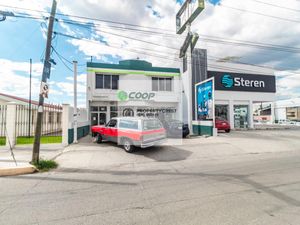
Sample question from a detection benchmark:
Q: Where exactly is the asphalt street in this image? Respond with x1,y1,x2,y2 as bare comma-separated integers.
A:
0,130,300,225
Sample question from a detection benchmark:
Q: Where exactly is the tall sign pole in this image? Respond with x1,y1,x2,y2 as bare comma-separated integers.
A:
32,0,57,164
176,0,204,134
73,61,78,144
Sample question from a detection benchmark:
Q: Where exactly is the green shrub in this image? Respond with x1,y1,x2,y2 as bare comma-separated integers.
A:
0,137,5,146
33,159,58,172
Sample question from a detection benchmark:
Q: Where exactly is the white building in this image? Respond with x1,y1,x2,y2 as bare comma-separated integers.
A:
86,60,182,126
181,48,276,131
275,98,300,122
0,93,62,137
207,62,276,129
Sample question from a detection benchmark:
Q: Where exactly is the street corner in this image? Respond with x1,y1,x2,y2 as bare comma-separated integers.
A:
0,164,37,177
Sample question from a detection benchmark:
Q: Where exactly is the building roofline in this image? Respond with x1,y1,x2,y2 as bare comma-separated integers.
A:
0,93,62,109
87,61,180,74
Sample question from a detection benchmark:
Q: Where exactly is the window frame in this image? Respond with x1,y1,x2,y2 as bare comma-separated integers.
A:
151,77,173,92
95,74,119,90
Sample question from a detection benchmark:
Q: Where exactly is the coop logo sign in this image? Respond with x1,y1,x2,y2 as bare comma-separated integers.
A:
117,90,155,101
221,74,265,89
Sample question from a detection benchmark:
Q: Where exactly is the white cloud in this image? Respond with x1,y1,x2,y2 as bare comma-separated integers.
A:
2,0,300,100
0,58,64,102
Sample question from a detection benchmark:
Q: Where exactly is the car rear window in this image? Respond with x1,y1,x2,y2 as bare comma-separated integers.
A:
143,119,163,131
119,120,139,130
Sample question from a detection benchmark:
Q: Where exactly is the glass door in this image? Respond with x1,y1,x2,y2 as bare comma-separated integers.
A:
91,113,98,126
234,105,248,128
99,113,107,125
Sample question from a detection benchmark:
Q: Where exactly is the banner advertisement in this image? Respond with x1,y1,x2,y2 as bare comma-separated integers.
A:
195,78,214,120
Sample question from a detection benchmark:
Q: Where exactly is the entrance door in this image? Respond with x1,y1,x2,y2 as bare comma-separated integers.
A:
91,113,98,126
234,105,248,128
99,113,107,125
215,105,229,120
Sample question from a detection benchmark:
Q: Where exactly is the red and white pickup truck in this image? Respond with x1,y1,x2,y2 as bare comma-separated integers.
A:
91,117,166,152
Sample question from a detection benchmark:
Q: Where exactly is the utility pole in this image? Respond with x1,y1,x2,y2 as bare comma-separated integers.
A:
73,61,78,144
28,58,32,137
32,0,57,164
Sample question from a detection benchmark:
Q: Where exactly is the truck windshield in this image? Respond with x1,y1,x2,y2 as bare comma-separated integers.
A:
143,119,163,131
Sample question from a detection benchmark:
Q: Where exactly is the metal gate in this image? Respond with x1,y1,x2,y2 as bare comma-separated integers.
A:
0,105,7,145
15,104,62,144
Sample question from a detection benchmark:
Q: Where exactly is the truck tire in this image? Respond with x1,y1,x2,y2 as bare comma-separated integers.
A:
122,138,135,153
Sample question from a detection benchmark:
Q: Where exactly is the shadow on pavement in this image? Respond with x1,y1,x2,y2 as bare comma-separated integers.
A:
133,146,192,162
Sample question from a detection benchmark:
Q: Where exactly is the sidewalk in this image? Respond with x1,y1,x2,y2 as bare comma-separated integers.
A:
0,144,64,176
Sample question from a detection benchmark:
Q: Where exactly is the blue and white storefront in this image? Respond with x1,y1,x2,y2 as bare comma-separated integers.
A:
207,63,276,129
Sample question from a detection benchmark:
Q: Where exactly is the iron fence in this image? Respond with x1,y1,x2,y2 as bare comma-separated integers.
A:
0,105,7,145
15,104,62,144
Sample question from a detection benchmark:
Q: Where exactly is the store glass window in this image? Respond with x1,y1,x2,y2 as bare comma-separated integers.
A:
234,105,249,129
166,78,172,91
95,74,103,89
152,77,173,91
90,106,98,112
110,106,119,118
104,75,111,89
112,75,119,89
99,106,107,112
95,74,119,90
152,77,158,91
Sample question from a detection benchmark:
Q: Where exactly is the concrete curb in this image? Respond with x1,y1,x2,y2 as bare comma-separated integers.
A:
0,165,37,177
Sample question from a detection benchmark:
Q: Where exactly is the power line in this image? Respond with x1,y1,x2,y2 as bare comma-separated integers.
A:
2,4,300,55
54,31,278,74
58,17,300,54
0,4,176,33
247,0,300,13
220,3,300,24
2,4,298,72
52,46,74,72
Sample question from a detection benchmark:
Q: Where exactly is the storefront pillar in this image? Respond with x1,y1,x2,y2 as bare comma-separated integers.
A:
229,100,234,129
248,100,254,129
271,102,275,124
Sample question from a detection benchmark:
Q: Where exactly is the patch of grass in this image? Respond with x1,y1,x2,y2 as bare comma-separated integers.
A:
0,137,5,146
17,136,62,145
33,159,58,172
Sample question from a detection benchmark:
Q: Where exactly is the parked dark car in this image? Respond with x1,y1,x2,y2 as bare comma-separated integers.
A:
215,117,231,133
161,119,190,138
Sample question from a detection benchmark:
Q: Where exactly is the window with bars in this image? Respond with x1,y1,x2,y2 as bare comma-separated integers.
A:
95,74,119,90
152,77,173,91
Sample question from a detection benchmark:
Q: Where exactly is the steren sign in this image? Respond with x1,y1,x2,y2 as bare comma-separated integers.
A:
222,74,265,88
235,77,265,88
208,71,276,93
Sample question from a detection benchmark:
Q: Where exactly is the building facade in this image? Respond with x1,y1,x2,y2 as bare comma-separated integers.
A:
183,49,277,130
207,63,276,129
86,60,182,126
275,98,300,122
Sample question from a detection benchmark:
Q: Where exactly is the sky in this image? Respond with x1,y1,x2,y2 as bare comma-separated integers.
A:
0,0,300,107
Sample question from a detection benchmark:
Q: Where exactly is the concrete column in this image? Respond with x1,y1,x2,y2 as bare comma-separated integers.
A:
62,104,70,146
229,100,234,129
5,102,17,148
248,100,254,129
271,102,275,124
